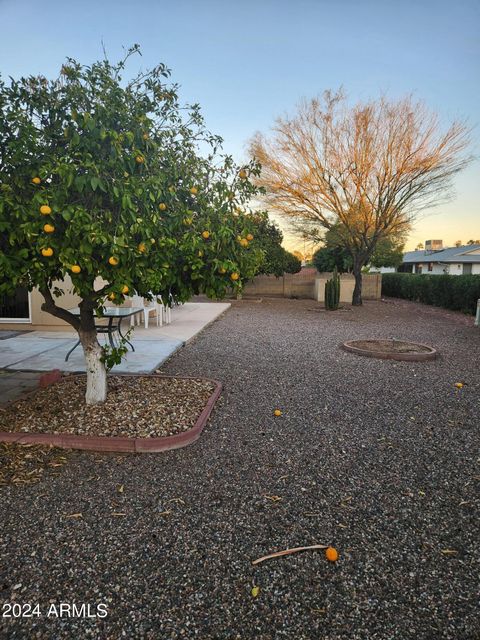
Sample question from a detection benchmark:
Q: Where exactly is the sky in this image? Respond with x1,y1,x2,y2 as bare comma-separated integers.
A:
0,0,478,252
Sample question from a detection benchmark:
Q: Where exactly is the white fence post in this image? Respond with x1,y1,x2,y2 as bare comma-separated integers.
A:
475,299,480,327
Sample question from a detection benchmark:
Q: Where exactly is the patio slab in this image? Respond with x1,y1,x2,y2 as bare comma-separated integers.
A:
0,302,230,382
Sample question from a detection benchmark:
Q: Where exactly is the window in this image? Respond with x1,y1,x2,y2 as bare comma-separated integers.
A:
0,287,30,321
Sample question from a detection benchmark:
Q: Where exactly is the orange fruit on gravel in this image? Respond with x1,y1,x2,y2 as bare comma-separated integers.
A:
41,247,53,257
108,256,119,266
32,177,41,185
121,285,129,294
202,230,210,239
273,409,282,416
43,223,55,233
454,382,464,389
230,272,239,281
158,203,167,211
246,233,254,241
190,186,198,195
40,205,52,215
325,547,339,562
70,265,81,274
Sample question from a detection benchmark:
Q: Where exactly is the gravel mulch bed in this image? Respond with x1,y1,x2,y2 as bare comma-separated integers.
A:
1,298,479,640
0,376,216,438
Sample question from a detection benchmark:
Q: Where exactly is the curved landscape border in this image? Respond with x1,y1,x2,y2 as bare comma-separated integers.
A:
341,340,437,362
0,374,222,453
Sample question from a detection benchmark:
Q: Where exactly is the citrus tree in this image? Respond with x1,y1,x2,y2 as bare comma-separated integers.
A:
0,46,263,404
249,211,301,277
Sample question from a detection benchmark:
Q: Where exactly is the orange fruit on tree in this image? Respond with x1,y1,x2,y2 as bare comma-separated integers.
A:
325,547,339,562
43,223,55,233
121,285,129,294
150,238,156,244
135,155,144,164
190,186,198,195
108,293,117,301
40,205,52,215
158,203,167,211
239,238,248,247
70,265,81,274
138,242,146,253
198,250,204,257
246,233,254,241
183,217,193,225
108,256,119,266
238,169,247,179
219,267,226,274
32,177,41,185
41,247,53,257
142,133,149,140
202,230,210,240
230,272,239,281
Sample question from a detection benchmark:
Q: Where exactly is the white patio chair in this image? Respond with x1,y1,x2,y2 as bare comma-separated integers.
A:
129,294,162,329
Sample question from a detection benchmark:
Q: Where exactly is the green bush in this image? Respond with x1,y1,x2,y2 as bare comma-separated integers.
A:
382,273,480,315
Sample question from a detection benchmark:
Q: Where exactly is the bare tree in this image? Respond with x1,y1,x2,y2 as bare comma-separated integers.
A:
249,91,471,304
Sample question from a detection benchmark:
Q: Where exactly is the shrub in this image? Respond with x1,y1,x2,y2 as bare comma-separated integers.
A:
381,273,480,315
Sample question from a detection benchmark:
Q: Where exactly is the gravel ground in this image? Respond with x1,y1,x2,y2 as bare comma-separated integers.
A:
0,298,479,640
0,376,216,438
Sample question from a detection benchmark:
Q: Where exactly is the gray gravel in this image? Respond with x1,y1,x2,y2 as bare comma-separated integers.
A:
1,298,479,640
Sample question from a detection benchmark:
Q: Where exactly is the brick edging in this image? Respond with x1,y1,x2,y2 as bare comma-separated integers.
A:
0,374,222,453
341,340,437,362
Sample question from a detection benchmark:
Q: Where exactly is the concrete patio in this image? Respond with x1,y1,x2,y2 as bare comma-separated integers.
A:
0,302,230,402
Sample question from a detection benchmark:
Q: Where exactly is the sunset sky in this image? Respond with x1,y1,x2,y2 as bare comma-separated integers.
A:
0,0,478,253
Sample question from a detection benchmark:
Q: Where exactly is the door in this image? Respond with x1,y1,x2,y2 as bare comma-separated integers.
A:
463,263,472,275
0,287,31,322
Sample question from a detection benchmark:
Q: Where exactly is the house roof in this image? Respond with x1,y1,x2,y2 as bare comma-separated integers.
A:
403,245,480,264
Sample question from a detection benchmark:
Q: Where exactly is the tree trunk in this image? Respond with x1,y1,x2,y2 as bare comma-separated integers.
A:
79,298,107,405
352,262,363,306
79,328,107,405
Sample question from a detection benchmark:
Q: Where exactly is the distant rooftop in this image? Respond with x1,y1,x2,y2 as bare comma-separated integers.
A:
403,244,480,264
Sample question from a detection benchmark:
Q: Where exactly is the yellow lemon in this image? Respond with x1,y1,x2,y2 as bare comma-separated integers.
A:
41,247,53,257
246,233,254,241
70,265,81,274
273,409,282,417
230,272,239,281
108,256,119,266
43,223,55,233
122,285,129,294
190,186,198,195
40,205,52,215
32,177,41,185
158,203,167,211
202,230,210,240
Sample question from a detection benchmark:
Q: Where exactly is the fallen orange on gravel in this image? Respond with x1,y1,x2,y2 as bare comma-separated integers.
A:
325,547,339,562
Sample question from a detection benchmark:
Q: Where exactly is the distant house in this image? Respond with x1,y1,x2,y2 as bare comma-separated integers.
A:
399,240,480,275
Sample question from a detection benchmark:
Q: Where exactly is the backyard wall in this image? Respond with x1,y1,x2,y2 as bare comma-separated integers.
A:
243,269,382,302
